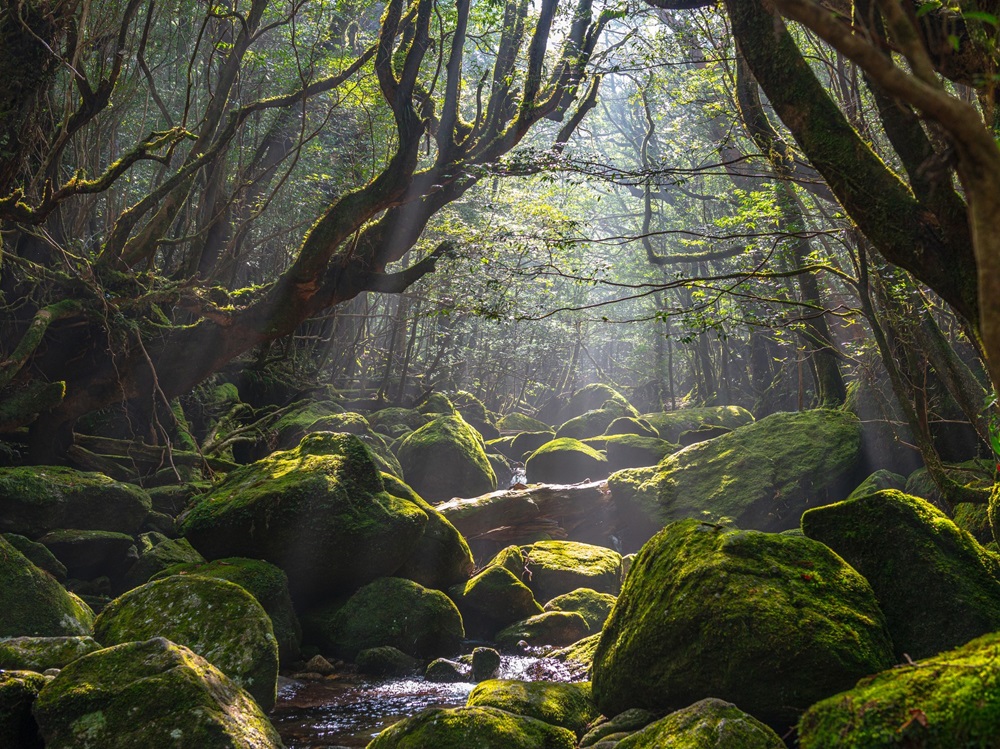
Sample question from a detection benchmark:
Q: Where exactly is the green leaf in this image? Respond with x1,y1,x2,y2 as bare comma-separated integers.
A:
916,1,941,17
962,10,999,25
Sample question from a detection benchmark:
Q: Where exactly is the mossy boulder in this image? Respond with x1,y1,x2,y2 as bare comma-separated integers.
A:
2,533,67,581
367,705,576,749
467,680,599,736
802,490,1000,660
497,413,551,433
0,535,95,637
615,698,785,749
846,469,906,501
564,385,637,421
557,409,625,441
798,631,1000,748
270,399,344,448
471,646,501,681
152,557,301,664
605,416,658,438
544,588,616,633
180,432,428,603
548,633,601,679
640,406,754,443
580,708,657,747
146,482,208,517
397,414,497,502
448,565,543,639
93,575,278,710
120,536,205,592
0,467,151,538
521,540,622,602
368,407,431,435
610,409,861,533
495,611,590,649
302,577,464,660
0,636,101,671
37,530,134,581
416,392,457,415
604,434,676,472
591,519,895,730
425,657,470,682
0,670,45,749
510,430,557,459
525,438,609,484
33,637,282,749
356,646,420,677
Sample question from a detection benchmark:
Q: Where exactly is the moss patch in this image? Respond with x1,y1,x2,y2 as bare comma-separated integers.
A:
0,636,101,671
616,698,784,748
557,409,625,441
548,633,601,679
544,588,616,633
397,415,497,502
368,705,576,749
640,406,754,443
2,532,67,580
845,469,906,501
525,438,609,484
564,385,638,422
497,413,551,433
521,540,622,602
467,680,598,736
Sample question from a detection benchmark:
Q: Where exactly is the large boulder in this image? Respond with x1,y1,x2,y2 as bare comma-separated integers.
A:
119,535,205,592
0,535,94,637
563,384,637,422
467,680,599,736
845,469,906,501
33,638,283,749
609,409,861,534
368,407,432,435
495,611,591,649
556,408,627,441
802,490,1000,660
302,577,464,660
368,706,576,749
497,413,551,433
604,435,676,472
510,430,556,459
615,698,785,749
544,588,616,633
448,565,543,639
0,670,46,749
639,406,754,443
36,530,134,581
2,533,67,580
0,467,151,537
93,575,278,710
798,631,1000,748
179,432,428,603
0,636,101,671
520,540,622,602
397,414,497,501
591,519,895,730
525,438,609,484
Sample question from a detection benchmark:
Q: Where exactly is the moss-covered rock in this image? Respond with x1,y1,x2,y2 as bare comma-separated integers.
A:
496,611,591,649
367,705,577,749
908,459,993,506
802,490,1000,660
416,392,456,415
604,434,677,472
591,519,895,730
604,417,658,438
146,482,208,517
640,406,754,443
452,391,500,439
37,530,134,581
846,469,906,501
33,637,282,749
120,536,205,592
93,575,278,710
615,698,785,749
152,557,301,664
564,385,638,422
497,413,552,433
396,415,497,502
270,399,344,448
0,670,45,749
2,533,67,581
548,633,601,678
0,636,101,671
0,535,94,637
368,407,432,435
611,409,861,534
510,430,556,460
467,680,599,736
798,631,1000,748
557,409,626,441
471,646,501,681
425,657,471,682
303,577,463,660
525,438,609,484
955,501,994,545
356,646,420,677
180,432,428,603
544,588,616,633
521,540,622,602
0,467,151,538
448,565,543,639
579,708,657,747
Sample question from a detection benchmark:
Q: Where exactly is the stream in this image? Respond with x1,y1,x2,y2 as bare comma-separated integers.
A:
272,654,580,748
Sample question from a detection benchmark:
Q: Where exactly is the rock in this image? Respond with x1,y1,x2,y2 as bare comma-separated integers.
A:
557,408,629,441
510,430,557,459
152,557,301,664
846,469,906,501
140,510,176,537
604,417,659,437
563,385,638,422
639,406,754,443
0,670,46,749
180,432,428,603
397,414,497,501
471,647,501,681
425,658,471,682
303,654,337,675
614,698,785,748
467,679,599,736
496,611,591,649
302,577,464,660
798,630,1000,748
0,636,101,671
0,535,94,637
93,575,278,710
448,565,543,639
591,519,895,730
0,467,151,538
549,633,601,678
368,407,431,435
356,646,419,677
368,705,576,749
520,540,622,601
2,533,67,581
580,708,657,748
119,536,205,592
802,489,1000,660
497,413,552,433
33,637,282,749
417,393,457,415
525,438,609,484
609,409,862,535
146,483,207,516
604,435,676,472
36,530,134,581
270,399,345,448
544,588,616,633
677,425,733,446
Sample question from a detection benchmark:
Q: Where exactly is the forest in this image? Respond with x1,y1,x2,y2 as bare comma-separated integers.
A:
2,0,1000,744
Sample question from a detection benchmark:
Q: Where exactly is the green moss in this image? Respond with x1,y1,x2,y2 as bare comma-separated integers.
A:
0,636,101,671
467,680,598,736
121,537,205,592
303,576,463,659
907,459,993,507
448,565,543,639
802,490,1000,660
368,705,577,749
799,631,1000,748
271,399,344,447
525,438,609,484
510,430,556,459
497,413,551,432
603,434,677,472
356,646,419,676
579,708,657,746
605,417,659,438
495,611,590,649
521,540,622,602
93,575,278,710
2,532,67,580
0,669,46,749
564,385,637,421
417,393,456,415
954,502,993,545
548,633,601,678
397,415,497,502
368,407,431,435
591,519,894,729
640,406,754,443
544,588,616,633
616,698,785,748
452,390,492,425
846,469,906,501
33,638,283,749
556,409,623,441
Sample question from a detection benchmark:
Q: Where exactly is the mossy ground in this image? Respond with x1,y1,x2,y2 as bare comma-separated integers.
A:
467,680,599,736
